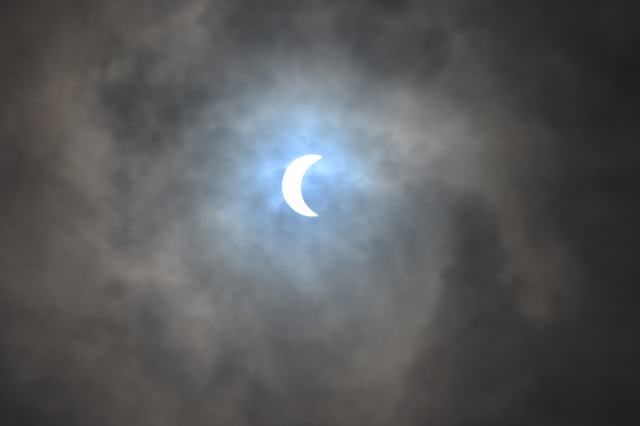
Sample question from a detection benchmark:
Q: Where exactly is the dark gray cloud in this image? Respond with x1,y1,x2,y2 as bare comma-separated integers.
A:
1,0,638,425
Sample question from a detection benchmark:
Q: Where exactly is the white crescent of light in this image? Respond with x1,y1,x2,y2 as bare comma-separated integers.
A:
282,154,322,217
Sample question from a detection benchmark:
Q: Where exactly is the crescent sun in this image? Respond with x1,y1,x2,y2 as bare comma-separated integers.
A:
282,154,322,217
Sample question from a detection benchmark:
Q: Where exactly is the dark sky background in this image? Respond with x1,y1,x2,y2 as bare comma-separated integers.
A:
1,1,639,425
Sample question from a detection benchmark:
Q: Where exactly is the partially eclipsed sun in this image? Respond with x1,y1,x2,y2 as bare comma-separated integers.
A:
282,154,322,217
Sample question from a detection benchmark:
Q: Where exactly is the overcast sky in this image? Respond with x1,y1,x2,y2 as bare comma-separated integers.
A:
1,1,639,425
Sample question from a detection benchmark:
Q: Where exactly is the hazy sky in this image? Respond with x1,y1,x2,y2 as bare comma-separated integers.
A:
1,1,638,425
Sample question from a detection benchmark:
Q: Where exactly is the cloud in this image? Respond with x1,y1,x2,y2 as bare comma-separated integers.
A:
0,0,638,425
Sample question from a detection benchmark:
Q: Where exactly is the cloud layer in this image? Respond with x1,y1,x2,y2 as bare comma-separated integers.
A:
1,0,638,425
